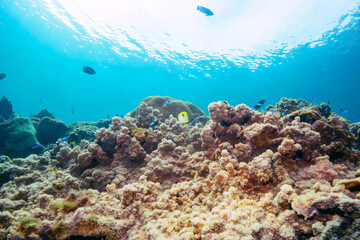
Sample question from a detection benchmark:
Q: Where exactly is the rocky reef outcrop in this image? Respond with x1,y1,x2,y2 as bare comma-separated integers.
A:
0,97,14,122
130,96,209,126
1,97,360,239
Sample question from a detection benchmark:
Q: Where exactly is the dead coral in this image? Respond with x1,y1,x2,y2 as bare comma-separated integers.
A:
1,98,360,240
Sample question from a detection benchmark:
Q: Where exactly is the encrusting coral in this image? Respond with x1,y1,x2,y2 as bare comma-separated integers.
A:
1,97,360,239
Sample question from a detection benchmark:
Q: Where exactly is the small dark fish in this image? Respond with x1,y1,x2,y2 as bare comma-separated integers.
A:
0,73,6,80
120,115,124,118
253,99,265,110
32,145,40,149
327,100,331,105
355,114,358,118
197,5,214,16
116,114,118,117
71,104,74,114
83,66,96,75
150,116,158,126
282,110,286,115
61,137,68,141
339,108,344,113
150,121,158,126
165,100,171,107
338,108,350,114
107,114,110,119
311,96,316,102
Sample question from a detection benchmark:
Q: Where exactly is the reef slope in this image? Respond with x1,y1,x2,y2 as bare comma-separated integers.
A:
1,98,360,239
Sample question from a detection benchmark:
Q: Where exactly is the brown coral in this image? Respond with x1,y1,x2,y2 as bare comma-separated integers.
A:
1,98,360,240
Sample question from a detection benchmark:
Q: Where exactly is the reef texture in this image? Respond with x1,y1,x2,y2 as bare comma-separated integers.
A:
1,104,111,158
130,96,209,126
1,98,360,240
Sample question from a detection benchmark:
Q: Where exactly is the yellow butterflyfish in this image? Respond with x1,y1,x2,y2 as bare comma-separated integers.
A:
131,128,143,136
178,111,189,124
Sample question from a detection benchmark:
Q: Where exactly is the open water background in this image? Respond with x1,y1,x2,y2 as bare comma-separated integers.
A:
0,0,360,123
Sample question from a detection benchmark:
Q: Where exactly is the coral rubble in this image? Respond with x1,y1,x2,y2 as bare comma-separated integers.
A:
1,97,360,239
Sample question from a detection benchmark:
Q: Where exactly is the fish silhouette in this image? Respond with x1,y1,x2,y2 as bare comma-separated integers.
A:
83,66,96,75
0,73,6,80
197,6,214,16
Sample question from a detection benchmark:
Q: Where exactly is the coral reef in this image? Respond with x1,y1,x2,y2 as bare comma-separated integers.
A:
266,97,308,115
67,122,100,144
36,117,68,145
0,96,14,121
0,98,113,159
33,109,55,119
130,96,209,125
0,116,41,158
1,97,360,240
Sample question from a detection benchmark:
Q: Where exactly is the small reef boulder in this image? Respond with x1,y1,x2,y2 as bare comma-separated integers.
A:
130,96,208,125
67,122,99,144
33,109,55,119
266,97,308,115
0,116,41,158
0,96,14,121
30,109,55,129
36,117,68,145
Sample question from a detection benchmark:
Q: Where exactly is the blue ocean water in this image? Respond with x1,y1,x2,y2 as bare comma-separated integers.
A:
1,0,360,124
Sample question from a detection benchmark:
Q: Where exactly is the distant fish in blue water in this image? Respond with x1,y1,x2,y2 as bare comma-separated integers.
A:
253,99,265,110
107,114,110,119
32,145,40,149
197,6,214,16
61,137,69,141
0,73,6,80
165,100,171,107
355,114,358,118
311,96,316,102
339,108,350,114
327,100,331,105
83,66,96,75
